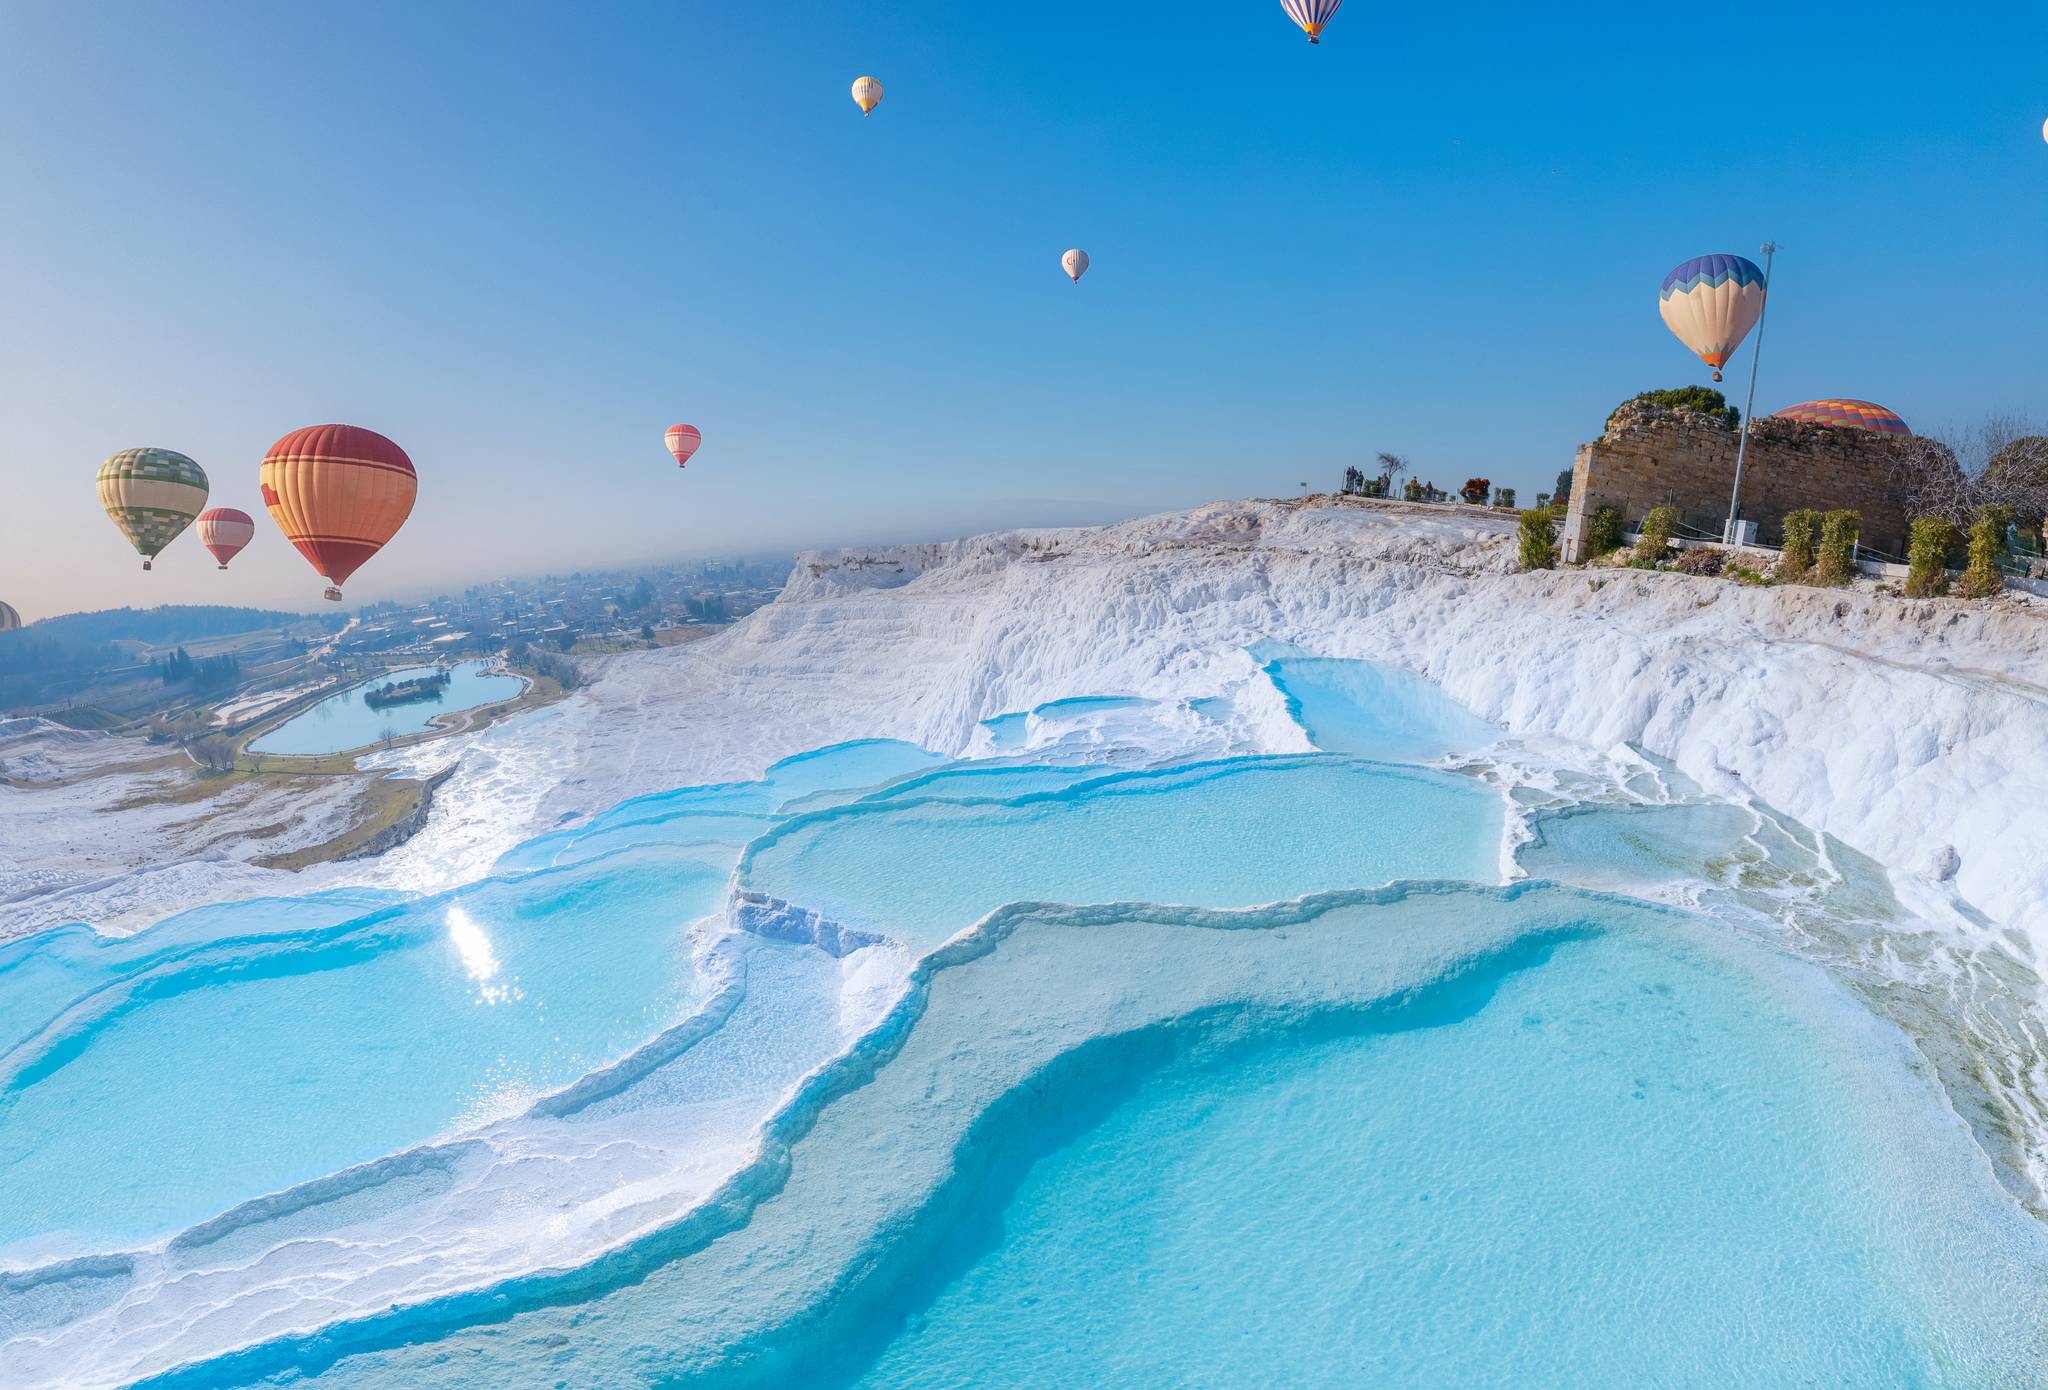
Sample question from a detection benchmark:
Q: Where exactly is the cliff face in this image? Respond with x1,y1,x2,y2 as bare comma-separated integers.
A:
1563,401,1949,559
447,497,2048,942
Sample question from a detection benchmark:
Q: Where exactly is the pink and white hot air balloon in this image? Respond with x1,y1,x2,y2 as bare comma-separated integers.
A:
664,424,702,469
1061,249,1090,284
196,507,256,570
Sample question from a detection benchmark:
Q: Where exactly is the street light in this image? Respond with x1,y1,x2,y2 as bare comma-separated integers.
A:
1725,240,1778,546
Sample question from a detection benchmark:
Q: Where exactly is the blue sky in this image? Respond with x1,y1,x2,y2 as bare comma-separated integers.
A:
1,1,2043,617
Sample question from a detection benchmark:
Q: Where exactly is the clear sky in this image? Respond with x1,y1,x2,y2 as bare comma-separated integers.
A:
1,1,2042,619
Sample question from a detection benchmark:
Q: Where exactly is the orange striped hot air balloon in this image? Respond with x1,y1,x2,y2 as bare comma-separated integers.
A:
1280,0,1343,42
197,508,256,570
259,425,416,601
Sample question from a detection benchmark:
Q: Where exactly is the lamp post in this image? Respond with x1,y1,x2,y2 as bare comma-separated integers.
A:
1724,241,1777,546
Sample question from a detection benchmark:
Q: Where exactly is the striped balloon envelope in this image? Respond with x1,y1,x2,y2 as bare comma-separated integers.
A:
0,600,19,631
97,448,210,570
665,424,702,468
259,425,417,600
197,507,256,570
1771,399,1911,435
1280,0,1344,42
1658,254,1767,382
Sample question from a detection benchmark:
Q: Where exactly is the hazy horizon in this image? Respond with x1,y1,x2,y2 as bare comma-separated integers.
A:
4,1,2042,622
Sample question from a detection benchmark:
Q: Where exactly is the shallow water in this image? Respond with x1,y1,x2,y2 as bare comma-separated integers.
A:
742,756,1503,948
849,924,2045,1389
247,660,525,756
0,851,716,1252
4,660,2044,1389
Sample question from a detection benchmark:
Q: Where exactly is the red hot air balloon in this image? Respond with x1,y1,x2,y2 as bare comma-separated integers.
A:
665,424,702,468
196,508,256,570
260,424,417,601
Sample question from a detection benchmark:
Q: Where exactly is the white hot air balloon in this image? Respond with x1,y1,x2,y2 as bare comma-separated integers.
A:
1061,248,1090,284
852,76,884,116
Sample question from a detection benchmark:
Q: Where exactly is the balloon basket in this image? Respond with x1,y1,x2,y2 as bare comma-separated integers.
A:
142,560,152,571
324,586,343,602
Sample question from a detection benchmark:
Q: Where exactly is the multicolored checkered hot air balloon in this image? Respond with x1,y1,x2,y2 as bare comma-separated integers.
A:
1658,254,1768,383
1280,0,1344,42
1771,399,1911,435
97,448,209,571
197,507,256,570
260,425,417,601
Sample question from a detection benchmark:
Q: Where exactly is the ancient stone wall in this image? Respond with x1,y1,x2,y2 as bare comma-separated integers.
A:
1560,402,1939,562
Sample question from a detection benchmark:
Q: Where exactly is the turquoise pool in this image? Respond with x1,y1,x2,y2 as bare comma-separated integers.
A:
247,660,526,756
3,660,2043,1390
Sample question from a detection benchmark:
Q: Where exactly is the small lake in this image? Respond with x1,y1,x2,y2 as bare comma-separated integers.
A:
247,660,526,756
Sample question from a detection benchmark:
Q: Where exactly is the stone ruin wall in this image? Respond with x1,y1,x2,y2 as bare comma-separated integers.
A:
1560,402,1932,562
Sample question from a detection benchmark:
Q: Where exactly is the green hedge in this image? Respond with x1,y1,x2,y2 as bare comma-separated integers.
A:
1814,510,1860,586
1957,504,2013,599
1632,506,1678,567
1518,509,1557,570
1586,505,1623,557
1906,518,1955,598
1777,509,1818,581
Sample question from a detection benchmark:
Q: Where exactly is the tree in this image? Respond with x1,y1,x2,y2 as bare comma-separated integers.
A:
1610,386,1739,432
1459,477,1491,505
1886,414,2044,533
630,577,656,613
1374,452,1410,485
190,733,236,772
640,623,656,641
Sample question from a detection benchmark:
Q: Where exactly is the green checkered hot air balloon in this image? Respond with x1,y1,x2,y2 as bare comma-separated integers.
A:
97,448,209,570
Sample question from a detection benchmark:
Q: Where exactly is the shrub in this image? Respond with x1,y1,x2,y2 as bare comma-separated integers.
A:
1460,477,1491,505
1632,505,1679,567
1814,510,1861,586
1402,478,1423,502
1518,509,1557,570
1609,386,1740,432
1673,545,1725,576
1777,509,1819,581
1586,505,1623,557
1957,504,2013,599
1493,486,1517,509
1905,517,1955,597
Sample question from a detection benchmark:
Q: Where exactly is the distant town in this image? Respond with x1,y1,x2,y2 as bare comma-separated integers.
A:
0,553,791,736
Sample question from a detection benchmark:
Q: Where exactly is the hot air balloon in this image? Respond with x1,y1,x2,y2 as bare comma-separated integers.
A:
1061,248,1090,283
1658,254,1767,382
852,76,884,116
97,448,209,570
0,601,20,632
259,424,416,602
197,507,256,570
1280,0,1344,42
665,424,702,468
1771,399,1911,435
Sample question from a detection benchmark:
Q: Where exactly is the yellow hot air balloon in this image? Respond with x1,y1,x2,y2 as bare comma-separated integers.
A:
852,76,883,116
97,448,210,570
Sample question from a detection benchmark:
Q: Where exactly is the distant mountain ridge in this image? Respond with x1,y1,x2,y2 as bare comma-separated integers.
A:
5,604,335,645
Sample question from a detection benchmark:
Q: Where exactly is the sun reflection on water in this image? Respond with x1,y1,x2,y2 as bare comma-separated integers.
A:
447,905,524,1005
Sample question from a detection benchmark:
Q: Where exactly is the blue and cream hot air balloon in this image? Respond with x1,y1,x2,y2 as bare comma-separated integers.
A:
1658,254,1767,382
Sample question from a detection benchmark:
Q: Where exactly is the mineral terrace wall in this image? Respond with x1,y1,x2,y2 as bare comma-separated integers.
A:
1561,402,1934,562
